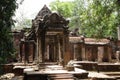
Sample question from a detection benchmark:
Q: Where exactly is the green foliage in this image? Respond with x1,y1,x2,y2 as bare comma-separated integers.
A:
69,0,86,32
0,0,17,66
50,0,74,18
50,0,120,39
80,0,118,39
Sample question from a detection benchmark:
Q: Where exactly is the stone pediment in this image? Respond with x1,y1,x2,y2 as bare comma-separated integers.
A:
47,13,69,28
49,13,68,24
49,13,63,23
36,5,51,19
32,5,69,35
32,5,52,32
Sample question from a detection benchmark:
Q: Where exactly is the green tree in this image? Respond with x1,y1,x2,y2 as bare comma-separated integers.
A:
50,0,74,18
116,0,120,26
0,0,17,74
69,0,86,32
80,0,118,39
50,0,120,39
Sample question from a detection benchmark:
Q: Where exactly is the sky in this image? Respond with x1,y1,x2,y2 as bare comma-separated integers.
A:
15,0,73,19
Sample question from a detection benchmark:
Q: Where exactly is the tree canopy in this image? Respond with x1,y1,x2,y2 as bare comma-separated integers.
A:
50,0,120,39
50,0,74,18
0,0,17,66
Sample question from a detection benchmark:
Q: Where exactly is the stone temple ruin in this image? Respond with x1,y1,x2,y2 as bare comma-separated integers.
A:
3,5,120,80
20,5,113,64
20,5,70,65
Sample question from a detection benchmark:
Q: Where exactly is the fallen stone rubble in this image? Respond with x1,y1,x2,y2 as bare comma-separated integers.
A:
0,73,23,80
0,73,14,80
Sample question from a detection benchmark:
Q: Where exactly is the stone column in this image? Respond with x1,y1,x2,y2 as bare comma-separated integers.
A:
38,37,42,62
54,40,57,62
64,34,70,65
58,38,62,65
81,37,85,61
108,46,112,62
117,26,120,40
116,51,120,63
46,45,49,61
20,41,25,62
74,44,78,60
98,47,104,62
33,40,37,63
55,36,59,62
59,37,64,66
82,44,86,61
28,41,35,63
35,38,39,63
24,41,29,63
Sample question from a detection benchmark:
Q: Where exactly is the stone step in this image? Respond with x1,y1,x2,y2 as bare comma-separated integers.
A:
88,72,116,80
50,79,74,80
48,74,75,80
101,72,120,79
98,63,120,72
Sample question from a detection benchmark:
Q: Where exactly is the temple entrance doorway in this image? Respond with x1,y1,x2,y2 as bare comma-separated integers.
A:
44,32,63,62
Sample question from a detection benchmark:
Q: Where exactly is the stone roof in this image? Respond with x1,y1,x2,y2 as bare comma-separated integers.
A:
26,5,69,40
35,5,52,19
32,5,69,31
32,5,52,30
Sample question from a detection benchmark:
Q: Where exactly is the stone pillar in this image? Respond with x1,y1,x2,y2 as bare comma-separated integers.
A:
52,43,55,61
58,37,62,65
20,41,25,62
82,44,86,60
34,39,37,63
116,51,120,63
117,26,120,40
77,44,82,60
38,37,42,62
55,36,59,62
81,36,85,61
74,44,77,60
98,47,104,62
28,41,35,63
60,37,64,66
54,39,57,62
63,33,70,66
108,46,112,62
45,45,49,61
24,41,29,63
36,38,39,62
